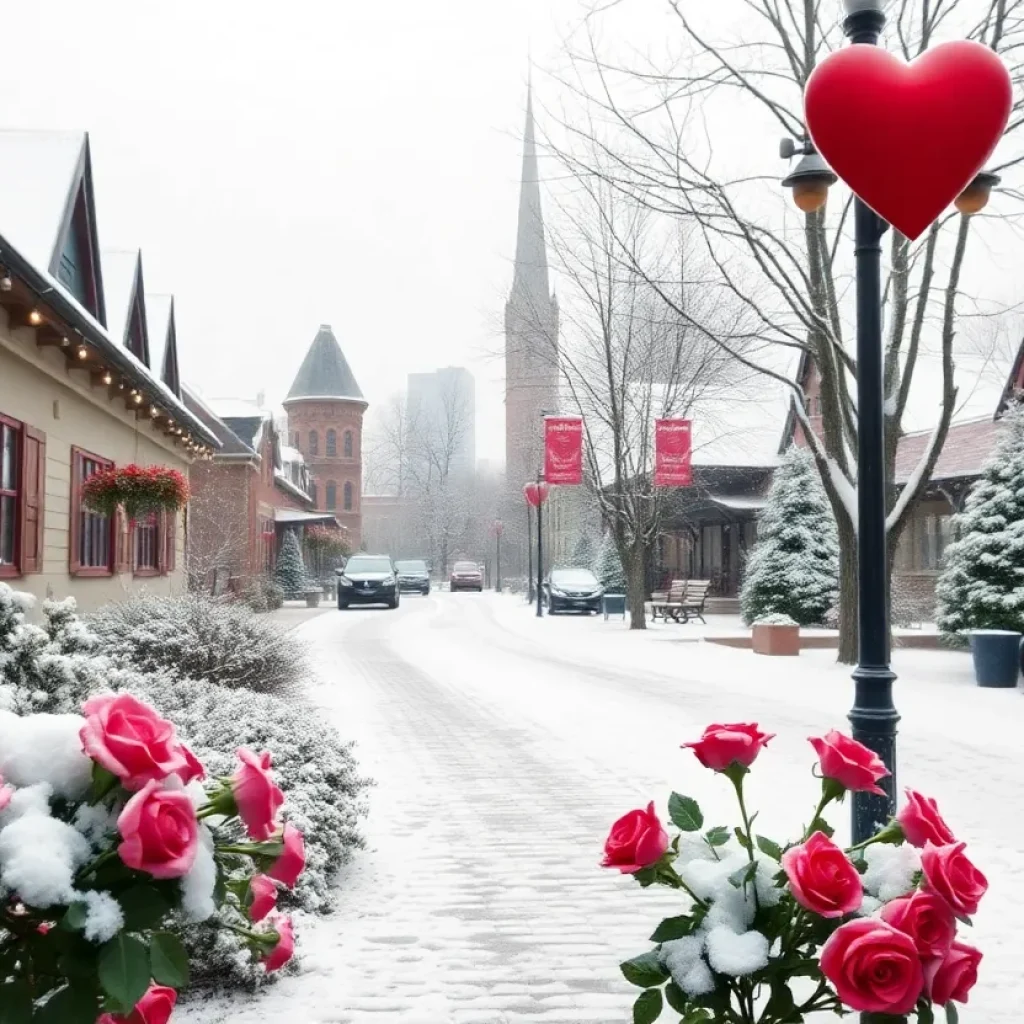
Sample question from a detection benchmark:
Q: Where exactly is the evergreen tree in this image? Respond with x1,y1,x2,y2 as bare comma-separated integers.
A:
937,407,1024,638
740,446,839,625
571,532,596,568
274,529,308,597
593,533,627,591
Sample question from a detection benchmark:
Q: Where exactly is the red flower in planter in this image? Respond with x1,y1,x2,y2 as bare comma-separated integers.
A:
82,464,190,519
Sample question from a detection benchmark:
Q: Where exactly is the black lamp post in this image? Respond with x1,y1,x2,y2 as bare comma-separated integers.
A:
526,501,534,604
493,520,504,593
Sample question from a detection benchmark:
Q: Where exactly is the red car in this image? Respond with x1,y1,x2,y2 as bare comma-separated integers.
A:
450,560,483,592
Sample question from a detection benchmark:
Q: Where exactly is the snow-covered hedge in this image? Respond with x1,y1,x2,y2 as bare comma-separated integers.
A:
89,593,307,696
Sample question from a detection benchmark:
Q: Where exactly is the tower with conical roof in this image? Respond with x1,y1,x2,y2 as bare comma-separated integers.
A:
505,82,559,487
284,325,368,547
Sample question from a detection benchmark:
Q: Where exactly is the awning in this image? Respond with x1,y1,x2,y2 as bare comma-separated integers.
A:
707,494,767,512
273,509,345,527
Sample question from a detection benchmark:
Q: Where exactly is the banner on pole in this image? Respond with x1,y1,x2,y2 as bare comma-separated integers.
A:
654,419,693,487
543,417,584,485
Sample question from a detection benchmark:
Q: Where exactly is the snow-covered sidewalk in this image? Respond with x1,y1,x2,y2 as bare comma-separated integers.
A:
180,594,1024,1024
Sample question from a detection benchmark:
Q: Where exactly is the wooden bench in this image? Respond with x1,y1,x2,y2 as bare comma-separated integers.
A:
647,580,686,622
647,579,710,624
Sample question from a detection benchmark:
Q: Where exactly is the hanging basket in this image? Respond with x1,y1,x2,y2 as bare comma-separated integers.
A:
82,465,190,520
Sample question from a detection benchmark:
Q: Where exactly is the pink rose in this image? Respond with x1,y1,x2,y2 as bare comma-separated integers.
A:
0,776,12,812
80,694,188,791
267,823,306,889
97,984,177,1024
809,730,889,796
117,779,199,879
820,918,924,1015
601,802,669,874
880,890,956,958
232,749,285,841
261,912,295,972
925,940,983,1006
897,790,956,849
175,742,206,785
921,841,988,917
781,831,863,918
681,723,775,772
248,874,278,923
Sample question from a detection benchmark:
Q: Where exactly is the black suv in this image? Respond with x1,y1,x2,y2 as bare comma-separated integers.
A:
395,559,431,595
337,554,400,609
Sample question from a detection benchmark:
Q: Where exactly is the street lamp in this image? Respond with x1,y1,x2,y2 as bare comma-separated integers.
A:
492,520,504,593
780,138,837,213
524,479,550,618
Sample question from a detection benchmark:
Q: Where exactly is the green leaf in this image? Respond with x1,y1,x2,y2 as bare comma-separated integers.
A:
682,1011,713,1024
668,793,704,832
633,988,663,1024
56,937,99,982
809,817,835,839
33,985,99,1024
118,885,171,933
764,980,796,1019
0,981,33,1024
89,763,119,805
729,861,758,889
149,931,189,988
704,826,730,847
664,981,688,1015
620,951,669,988
945,1004,960,1024
97,934,150,1012
733,827,752,851
917,1000,935,1024
61,902,89,932
756,835,783,861
650,916,696,942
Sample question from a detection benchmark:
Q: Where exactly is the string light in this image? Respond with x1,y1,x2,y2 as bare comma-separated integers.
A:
117,382,125,391
150,406,159,417
102,371,112,385
76,346,88,360
61,337,70,348
0,272,11,292
27,309,42,326
133,393,143,405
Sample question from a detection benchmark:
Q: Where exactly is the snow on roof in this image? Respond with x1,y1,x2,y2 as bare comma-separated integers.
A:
100,249,138,347
690,387,787,469
209,397,266,419
0,129,83,271
146,293,172,382
280,444,304,465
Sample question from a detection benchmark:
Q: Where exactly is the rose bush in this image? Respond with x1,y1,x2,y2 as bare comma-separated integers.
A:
605,723,986,1024
0,694,306,1021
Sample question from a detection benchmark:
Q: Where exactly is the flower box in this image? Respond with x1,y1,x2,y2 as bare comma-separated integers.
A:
304,589,322,608
82,464,190,519
752,622,800,656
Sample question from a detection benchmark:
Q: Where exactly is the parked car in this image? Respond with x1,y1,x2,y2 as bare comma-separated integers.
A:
395,559,431,595
450,560,484,592
337,554,400,609
542,567,605,614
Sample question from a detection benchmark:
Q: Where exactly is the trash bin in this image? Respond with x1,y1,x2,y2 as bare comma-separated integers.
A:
603,593,626,620
969,630,1021,688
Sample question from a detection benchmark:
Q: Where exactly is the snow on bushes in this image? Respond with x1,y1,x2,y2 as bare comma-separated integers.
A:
89,593,308,696
593,532,627,591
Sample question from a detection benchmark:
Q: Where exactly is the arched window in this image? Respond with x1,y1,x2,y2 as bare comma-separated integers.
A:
343,481,353,511
326,481,337,510
343,430,353,458
326,429,337,456
308,430,318,455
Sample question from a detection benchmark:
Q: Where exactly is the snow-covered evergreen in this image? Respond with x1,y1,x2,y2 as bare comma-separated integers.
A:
937,407,1024,638
740,446,839,626
592,533,627,591
274,529,308,597
570,533,596,568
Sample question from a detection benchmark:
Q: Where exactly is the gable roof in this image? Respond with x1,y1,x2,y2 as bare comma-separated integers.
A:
182,386,255,456
145,293,181,397
285,324,364,403
894,417,1001,484
101,248,149,359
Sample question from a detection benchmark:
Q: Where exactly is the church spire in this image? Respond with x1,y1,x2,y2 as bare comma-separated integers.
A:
512,81,550,303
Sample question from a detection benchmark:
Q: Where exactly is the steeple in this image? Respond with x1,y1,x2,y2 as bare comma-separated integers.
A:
511,81,551,304
284,324,364,403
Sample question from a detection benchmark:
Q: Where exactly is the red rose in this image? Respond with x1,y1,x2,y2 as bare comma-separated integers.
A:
921,841,988,917
117,779,199,879
925,940,983,1006
897,790,956,849
681,723,775,772
248,874,278,923
267,822,306,889
175,742,206,785
880,890,956,958
781,831,863,918
98,983,177,1024
820,918,924,1015
261,912,295,972
232,748,285,841
81,694,188,791
601,802,669,874
808,730,889,796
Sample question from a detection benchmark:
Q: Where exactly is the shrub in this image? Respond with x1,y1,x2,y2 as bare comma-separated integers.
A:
274,529,308,598
593,533,627,591
89,594,306,696
240,576,284,614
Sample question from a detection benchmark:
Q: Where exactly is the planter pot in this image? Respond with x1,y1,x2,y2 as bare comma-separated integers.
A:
969,629,1021,688
752,623,800,656
602,593,626,620
305,592,322,608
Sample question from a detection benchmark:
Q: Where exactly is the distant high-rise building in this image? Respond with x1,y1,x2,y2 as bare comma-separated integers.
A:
505,82,559,485
406,366,476,482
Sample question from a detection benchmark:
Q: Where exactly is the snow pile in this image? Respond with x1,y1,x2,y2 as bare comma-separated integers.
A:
181,825,218,922
81,889,125,943
0,710,91,799
861,842,921,902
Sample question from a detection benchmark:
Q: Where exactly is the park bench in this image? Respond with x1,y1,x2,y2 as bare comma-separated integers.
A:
646,579,711,624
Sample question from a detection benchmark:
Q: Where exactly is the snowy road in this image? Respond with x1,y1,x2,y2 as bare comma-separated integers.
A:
182,593,1024,1024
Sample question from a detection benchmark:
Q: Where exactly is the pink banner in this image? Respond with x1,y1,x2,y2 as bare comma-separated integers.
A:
544,417,584,485
654,419,692,487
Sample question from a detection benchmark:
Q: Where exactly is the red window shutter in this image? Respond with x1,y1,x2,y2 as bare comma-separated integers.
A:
115,511,131,574
165,511,177,573
69,452,82,573
19,426,45,573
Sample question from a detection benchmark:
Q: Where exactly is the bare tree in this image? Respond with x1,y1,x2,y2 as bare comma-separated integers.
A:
185,467,252,593
547,0,1024,658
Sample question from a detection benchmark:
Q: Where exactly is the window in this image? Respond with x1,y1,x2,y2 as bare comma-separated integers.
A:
292,432,299,449
343,481,353,511
134,514,160,574
71,449,116,575
308,430,319,456
0,415,45,577
0,419,18,572
326,429,337,456
897,510,953,571
258,516,274,573
309,480,318,507
343,431,353,458
55,187,101,319
326,481,337,510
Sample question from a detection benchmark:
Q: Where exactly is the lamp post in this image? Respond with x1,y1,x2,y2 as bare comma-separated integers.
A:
492,520,504,593
780,0,999,845
524,479,550,617
525,500,534,604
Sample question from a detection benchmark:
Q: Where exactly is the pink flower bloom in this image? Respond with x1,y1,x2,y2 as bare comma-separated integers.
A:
261,912,295,972
267,823,306,889
175,742,206,784
117,779,199,879
781,831,863,918
0,776,13,812
925,940,983,1006
897,789,956,848
97,983,177,1024
232,748,285,841
248,874,278,923
921,841,988,917
681,723,775,772
809,730,889,796
600,802,668,874
880,890,956,958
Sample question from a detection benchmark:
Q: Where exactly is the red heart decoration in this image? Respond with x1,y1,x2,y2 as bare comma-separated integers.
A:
805,41,1012,240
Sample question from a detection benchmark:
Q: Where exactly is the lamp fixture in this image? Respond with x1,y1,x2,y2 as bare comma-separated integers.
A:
102,371,113,385
0,272,11,292
150,406,159,417
27,309,43,326
780,139,838,213
133,392,144,405
61,336,70,348
118,382,125,391
76,346,88,360
954,169,1000,215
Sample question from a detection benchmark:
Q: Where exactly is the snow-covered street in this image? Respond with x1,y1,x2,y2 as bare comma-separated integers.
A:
182,594,1024,1024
